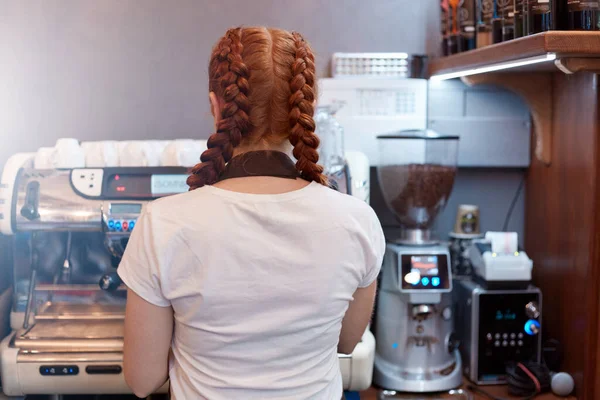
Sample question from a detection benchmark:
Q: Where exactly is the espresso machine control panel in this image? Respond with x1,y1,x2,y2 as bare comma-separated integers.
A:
71,167,189,200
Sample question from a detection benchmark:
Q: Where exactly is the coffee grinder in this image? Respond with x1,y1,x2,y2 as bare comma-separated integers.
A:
374,130,462,392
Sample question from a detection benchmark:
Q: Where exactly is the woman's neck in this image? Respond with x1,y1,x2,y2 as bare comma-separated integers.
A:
232,140,291,157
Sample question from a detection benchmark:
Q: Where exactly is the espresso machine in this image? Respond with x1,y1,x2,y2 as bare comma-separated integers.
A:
0,139,376,396
0,140,191,396
374,130,463,392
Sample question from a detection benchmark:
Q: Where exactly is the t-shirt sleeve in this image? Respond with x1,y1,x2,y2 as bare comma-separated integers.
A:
358,207,386,288
117,205,171,307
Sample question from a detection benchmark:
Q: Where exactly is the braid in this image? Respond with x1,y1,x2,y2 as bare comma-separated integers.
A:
288,32,327,185
187,27,252,190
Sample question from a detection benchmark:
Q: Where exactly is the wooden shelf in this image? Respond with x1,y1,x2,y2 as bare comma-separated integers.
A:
428,32,600,166
429,31,600,77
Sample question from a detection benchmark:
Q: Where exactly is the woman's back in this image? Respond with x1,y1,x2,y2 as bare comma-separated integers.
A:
120,179,383,399
118,26,385,400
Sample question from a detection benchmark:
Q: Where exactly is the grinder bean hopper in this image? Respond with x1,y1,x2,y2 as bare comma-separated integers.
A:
374,130,463,392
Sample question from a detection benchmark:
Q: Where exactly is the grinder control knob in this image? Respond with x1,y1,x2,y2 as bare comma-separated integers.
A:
525,301,540,319
524,319,541,336
99,272,122,291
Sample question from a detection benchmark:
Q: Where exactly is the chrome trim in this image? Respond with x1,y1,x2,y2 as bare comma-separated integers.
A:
471,290,479,383
14,169,102,231
35,284,126,292
17,351,123,363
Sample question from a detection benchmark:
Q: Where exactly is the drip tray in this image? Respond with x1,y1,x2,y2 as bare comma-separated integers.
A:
378,390,472,400
36,302,125,320
15,319,124,353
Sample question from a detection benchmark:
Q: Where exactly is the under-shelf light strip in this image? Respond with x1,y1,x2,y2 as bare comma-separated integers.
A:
430,53,557,81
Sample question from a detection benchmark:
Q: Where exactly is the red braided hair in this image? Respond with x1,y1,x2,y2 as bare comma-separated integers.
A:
188,27,327,189
288,32,326,185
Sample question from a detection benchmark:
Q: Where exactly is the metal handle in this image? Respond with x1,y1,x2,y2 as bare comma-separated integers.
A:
20,181,40,220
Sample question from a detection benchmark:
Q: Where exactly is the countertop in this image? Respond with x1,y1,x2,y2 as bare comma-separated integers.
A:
359,379,577,400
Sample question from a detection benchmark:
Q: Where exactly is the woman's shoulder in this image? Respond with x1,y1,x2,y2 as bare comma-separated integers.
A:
144,186,219,221
309,183,380,222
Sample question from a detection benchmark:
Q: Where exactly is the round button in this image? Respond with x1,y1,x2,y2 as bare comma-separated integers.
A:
494,340,500,347
524,319,541,336
510,333,516,339
518,333,524,339
518,340,524,346
510,340,516,347
486,333,493,341
115,221,122,231
122,221,129,231
129,220,136,230
108,220,115,230
502,340,508,347
495,333,501,340
442,307,452,321
502,333,508,339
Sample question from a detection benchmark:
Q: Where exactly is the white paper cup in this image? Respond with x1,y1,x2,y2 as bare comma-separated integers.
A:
81,141,119,167
161,139,207,167
119,141,149,167
51,138,85,169
34,147,55,169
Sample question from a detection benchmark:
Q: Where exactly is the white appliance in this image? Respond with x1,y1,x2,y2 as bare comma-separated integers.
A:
469,232,533,285
318,78,428,166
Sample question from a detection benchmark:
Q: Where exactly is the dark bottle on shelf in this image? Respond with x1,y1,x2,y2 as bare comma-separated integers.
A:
498,0,516,41
442,0,449,55
477,0,495,47
515,0,525,37
492,0,504,43
523,0,530,34
526,0,554,34
460,0,477,50
448,0,463,54
568,1,600,30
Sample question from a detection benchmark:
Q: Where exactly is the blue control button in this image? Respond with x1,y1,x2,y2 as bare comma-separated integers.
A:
129,220,135,231
107,220,115,231
432,277,441,287
421,277,430,286
115,221,122,231
524,319,540,336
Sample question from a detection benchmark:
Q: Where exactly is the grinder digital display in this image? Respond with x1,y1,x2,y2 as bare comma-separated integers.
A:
400,254,450,290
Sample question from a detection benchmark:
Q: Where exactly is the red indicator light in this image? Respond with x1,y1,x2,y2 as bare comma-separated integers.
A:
122,221,129,230
115,175,120,181
116,186,126,192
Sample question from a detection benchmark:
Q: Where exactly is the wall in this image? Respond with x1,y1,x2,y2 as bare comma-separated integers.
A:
0,0,439,165
0,1,527,271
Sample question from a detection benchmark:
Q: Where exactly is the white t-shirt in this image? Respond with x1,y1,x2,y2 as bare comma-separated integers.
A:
118,180,385,400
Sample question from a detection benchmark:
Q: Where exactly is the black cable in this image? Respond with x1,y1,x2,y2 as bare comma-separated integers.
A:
467,361,551,400
502,174,525,232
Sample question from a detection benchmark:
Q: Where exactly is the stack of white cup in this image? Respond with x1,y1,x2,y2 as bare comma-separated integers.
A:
34,138,210,169
80,141,120,167
49,139,85,169
161,140,207,167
